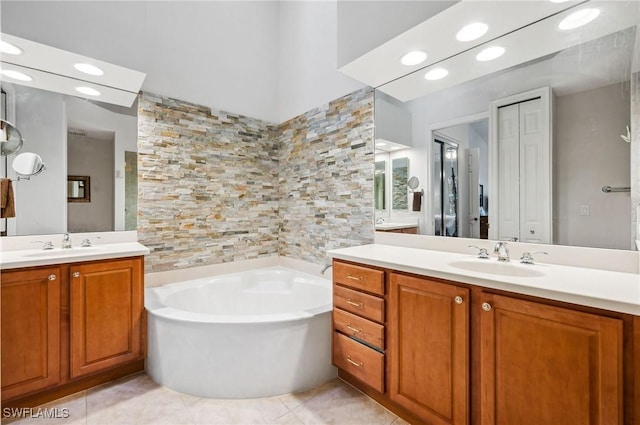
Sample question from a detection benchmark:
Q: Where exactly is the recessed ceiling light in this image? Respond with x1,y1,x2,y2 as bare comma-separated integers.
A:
1,69,32,81
390,147,401,150
424,68,448,81
0,41,22,55
550,0,570,3
476,46,505,62
559,8,600,30
375,142,387,147
456,22,488,42
74,63,104,76
75,86,101,96
400,51,427,66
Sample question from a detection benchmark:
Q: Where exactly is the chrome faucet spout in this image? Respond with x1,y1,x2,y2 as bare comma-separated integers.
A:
321,264,333,275
494,241,510,262
62,233,72,249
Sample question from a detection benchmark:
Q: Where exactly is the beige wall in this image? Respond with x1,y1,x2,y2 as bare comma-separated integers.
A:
555,83,631,249
67,134,115,232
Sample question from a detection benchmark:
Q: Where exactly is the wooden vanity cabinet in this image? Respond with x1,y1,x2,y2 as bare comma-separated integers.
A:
1,267,61,400
479,292,623,425
332,260,637,425
331,261,385,393
388,273,469,425
70,258,144,378
1,256,145,407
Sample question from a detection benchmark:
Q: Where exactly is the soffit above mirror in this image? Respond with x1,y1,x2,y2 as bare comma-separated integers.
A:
340,0,640,101
0,33,146,107
338,0,583,88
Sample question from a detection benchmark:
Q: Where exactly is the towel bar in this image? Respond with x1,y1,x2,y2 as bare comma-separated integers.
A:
602,186,630,193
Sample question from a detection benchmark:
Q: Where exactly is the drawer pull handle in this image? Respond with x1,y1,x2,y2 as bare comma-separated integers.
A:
346,299,364,308
347,274,363,281
48,274,56,281
346,324,362,334
346,356,363,368
73,272,80,278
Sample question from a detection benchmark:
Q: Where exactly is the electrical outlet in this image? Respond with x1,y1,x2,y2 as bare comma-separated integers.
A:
580,205,590,216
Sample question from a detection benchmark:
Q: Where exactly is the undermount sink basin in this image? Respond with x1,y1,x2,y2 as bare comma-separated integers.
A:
23,246,107,258
448,260,544,277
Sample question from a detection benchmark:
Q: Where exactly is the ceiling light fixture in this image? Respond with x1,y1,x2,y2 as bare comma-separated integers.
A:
549,0,570,3
456,22,488,42
424,68,448,81
74,63,104,76
375,142,387,147
75,86,101,96
0,41,22,55
558,8,600,30
1,69,32,81
476,46,506,62
400,51,427,66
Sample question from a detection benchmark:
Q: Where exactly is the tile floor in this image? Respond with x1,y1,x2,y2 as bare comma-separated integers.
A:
2,373,410,425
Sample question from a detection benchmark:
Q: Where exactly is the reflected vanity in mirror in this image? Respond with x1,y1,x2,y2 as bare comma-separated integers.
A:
374,1,639,250
67,176,90,202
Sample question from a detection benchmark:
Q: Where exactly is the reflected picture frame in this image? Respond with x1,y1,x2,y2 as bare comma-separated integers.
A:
67,175,90,203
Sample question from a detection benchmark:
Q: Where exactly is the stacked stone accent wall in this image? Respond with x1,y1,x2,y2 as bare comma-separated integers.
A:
138,88,374,273
138,94,280,272
278,88,375,263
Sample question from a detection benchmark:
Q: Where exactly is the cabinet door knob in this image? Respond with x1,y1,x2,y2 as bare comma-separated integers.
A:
454,296,463,304
482,302,492,311
73,272,80,278
48,274,56,281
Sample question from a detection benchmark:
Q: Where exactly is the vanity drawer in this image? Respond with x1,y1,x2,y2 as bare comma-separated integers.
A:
334,285,385,323
333,308,384,350
334,261,384,295
333,332,384,393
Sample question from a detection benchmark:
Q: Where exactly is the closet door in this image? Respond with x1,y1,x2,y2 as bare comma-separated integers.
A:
497,103,520,241
519,98,550,243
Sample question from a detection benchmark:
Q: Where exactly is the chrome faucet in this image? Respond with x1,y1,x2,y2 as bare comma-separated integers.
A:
494,241,510,262
321,264,333,275
376,218,385,224
61,233,72,249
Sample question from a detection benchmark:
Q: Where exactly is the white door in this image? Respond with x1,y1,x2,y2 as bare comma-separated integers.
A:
467,148,480,239
497,103,520,241
519,97,550,243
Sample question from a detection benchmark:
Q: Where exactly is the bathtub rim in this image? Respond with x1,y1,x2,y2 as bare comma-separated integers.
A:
145,265,332,325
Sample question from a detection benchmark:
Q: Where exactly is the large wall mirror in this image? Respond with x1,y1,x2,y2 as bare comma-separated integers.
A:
374,1,639,250
1,82,138,236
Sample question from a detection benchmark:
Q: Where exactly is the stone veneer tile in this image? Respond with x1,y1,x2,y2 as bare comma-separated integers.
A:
138,93,280,273
138,88,375,273
278,88,375,262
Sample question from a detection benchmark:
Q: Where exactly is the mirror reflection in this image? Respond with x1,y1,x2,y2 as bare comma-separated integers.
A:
375,9,638,250
0,82,138,236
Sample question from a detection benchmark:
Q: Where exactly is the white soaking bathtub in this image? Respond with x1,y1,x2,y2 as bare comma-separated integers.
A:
145,266,336,398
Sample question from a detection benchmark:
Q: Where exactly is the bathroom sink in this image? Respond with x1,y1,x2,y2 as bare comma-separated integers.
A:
23,246,107,258
448,260,544,277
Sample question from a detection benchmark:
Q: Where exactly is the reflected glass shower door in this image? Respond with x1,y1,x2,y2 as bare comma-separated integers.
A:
433,139,458,237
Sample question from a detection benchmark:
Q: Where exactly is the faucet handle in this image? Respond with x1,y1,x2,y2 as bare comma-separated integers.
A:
81,238,92,247
520,251,548,264
469,245,490,259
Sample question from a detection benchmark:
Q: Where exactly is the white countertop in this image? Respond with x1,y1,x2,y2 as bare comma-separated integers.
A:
0,242,150,270
328,244,640,315
375,223,418,230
